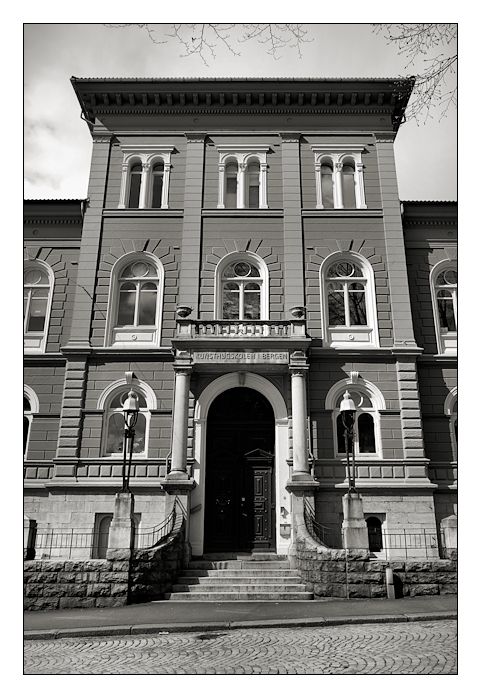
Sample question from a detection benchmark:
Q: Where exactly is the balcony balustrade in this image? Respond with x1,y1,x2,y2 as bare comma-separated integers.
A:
176,319,306,339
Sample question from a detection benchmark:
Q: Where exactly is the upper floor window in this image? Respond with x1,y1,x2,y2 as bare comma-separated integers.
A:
24,261,54,354
23,386,39,457
217,146,269,209
119,146,174,209
215,253,269,321
321,253,379,347
444,388,457,461
430,261,457,354
326,379,386,460
105,253,163,347
311,146,367,209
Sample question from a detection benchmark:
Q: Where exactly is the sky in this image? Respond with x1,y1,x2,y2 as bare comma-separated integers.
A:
23,23,457,202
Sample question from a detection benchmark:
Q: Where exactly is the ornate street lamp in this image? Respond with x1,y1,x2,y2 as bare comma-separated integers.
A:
121,389,139,493
340,390,357,493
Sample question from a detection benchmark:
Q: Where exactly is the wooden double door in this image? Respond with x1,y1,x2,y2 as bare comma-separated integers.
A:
204,388,276,552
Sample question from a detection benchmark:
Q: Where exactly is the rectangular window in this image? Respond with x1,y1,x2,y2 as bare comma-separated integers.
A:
128,172,142,208
26,290,48,332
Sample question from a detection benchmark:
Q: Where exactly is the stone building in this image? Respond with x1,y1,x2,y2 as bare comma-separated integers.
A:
24,77,457,566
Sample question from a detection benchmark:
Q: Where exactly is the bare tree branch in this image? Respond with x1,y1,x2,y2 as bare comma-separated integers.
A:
372,24,457,122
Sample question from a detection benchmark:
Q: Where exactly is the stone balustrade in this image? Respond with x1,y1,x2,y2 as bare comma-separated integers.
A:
176,319,306,339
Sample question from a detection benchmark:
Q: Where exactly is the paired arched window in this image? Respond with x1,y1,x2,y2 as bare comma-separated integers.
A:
119,147,174,209
326,379,385,459
321,254,379,347
216,254,268,320
99,380,156,458
24,261,54,353
105,253,163,347
311,147,367,209
431,261,457,354
217,147,269,209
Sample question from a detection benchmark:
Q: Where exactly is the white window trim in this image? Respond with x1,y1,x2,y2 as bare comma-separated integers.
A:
24,259,55,354
430,259,457,355
214,251,269,320
98,379,157,459
118,146,175,209
24,385,39,457
444,387,457,461
311,145,367,209
325,378,386,460
104,252,164,348
216,146,269,209
320,251,379,347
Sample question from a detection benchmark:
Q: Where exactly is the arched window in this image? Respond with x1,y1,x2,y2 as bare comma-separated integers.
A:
215,253,269,321
321,163,334,208
151,162,164,208
106,254,163,347
444,389,458,461
23,386,39,457
431,262,457,354
326,379,385,459
217,146,269,209
101,385,152,458
247,161,260,209
128,163,142,208
225,161,238,209
321,254,378,347
341,162,356,208
366,516,383,552
24,261,54,353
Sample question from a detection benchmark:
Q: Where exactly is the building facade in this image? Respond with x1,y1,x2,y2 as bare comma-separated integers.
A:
24,78,457,561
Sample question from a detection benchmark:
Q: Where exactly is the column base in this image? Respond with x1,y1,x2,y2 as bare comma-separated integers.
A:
342,492,369,550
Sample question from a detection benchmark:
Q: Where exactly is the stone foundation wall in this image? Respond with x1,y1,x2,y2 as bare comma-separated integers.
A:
24,522,185,611
24,557,130,611
295,540,457,599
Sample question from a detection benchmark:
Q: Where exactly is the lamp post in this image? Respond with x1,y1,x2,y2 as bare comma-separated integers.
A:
121,389,139,493
340,390,357,493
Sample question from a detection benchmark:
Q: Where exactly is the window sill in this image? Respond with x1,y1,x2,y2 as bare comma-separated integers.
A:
202,208,284,217
103,209,184,217
302,209,382,217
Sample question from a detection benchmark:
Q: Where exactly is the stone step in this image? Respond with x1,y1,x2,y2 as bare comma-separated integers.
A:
179,569,301,579
187,560,291,570
195,552,286,561
177,575,302,585
164,591,314,601
172,583,307,593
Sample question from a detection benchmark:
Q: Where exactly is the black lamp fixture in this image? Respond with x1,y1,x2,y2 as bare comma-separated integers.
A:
340,390,357,493
121,389,139,493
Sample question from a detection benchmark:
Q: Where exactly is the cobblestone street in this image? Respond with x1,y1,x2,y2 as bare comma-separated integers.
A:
24,620,457,675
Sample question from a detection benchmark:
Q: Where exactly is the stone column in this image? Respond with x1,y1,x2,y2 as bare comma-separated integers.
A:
341,492,369,550
238,163,246,208
334,162,343,208
107,493,135,555
139,161,150,209
290,368,310,479
168,367,192,481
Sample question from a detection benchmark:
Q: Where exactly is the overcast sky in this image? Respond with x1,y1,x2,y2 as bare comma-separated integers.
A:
24,23,457,201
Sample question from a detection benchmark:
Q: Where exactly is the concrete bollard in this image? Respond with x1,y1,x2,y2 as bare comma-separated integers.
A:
385,565,395,600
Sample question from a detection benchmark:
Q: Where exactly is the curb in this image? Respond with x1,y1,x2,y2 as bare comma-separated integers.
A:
24,611,457,641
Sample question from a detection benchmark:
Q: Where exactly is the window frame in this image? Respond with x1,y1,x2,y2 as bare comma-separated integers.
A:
311,146,367,209
216,146,269,209
444,388,458,461
24,386,39,457
320,252,379,347
98,379,157,459
326,379,385,460
105,252,164,348
430,260,457,355
118,146,175,210
215,252,269,320
24,260,54,354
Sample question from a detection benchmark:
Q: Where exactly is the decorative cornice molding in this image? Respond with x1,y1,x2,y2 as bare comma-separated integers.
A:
24,218,82,225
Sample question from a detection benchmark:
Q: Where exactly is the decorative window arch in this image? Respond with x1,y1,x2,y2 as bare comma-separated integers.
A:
444,388,457,460
320,252,379,347
118,146,175,209
105,252,164,347
326,378,385,459
216,146,269,209
311,146,367,209
24,385,39,456
215,252,269,320
430,260,457,354
24,259,54,353
98,378,157,458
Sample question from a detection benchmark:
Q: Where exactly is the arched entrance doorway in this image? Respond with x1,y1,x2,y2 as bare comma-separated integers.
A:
204,387,276,552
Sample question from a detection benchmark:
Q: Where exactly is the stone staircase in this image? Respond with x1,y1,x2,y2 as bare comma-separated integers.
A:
165,552,313,601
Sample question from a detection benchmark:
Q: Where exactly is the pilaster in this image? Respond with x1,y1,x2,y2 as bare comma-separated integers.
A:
280,133,305,312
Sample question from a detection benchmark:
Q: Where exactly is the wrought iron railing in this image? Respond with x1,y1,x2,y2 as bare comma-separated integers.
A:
31,528,107,560
303,498,338,548
377,530,439,556
134,497,185,550
176,319,306,338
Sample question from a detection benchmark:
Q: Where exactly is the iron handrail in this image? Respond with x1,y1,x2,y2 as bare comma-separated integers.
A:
303,497,336,548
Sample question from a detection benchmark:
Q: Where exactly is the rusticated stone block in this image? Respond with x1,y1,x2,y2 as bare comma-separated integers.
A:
313,583,334,597
86,583,111,597
433,560,456,571
65,584,87,597
64,561,90,572
370,584,387,598
347,584,371,598
38,561,66,572
106,549,131,561
58,597,97,610
408,584,439,596
99,572,129,584
112,561,130,572
25,583,48,597
439,584,457,595
405,561,433,572
111,583,129,596
365,561,388,573
84,560,113,571
57,572,77,583
95,597,127,608
318,561,346,572
42,585,67,598
345,561,365,572
27,572,60,584
24,598,59,611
